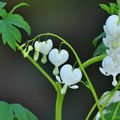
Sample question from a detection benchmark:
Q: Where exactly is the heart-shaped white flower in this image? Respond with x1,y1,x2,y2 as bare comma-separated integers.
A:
56,64,82,94
34,39,53,63
48,48,69,75
34,41,42,61
103,34,120,50
104,15,120,38
99,56,120,86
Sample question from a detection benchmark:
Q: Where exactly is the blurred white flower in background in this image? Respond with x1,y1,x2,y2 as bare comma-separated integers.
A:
104,15,120,38
100,90,120,107
100,14,120,86
99,56,120,86
56,64,82,94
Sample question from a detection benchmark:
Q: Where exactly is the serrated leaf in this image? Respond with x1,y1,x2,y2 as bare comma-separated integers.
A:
92,32,106,47
0,2,31,50
0,1,7,9
5,14,31,35
0,101,39,120
9,2,30,14
0,8,31,50
93,42,107,57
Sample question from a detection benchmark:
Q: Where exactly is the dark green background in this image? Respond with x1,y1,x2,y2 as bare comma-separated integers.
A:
0,0,115,120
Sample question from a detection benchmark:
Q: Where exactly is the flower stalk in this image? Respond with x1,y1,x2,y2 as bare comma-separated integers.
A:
55,93,64,120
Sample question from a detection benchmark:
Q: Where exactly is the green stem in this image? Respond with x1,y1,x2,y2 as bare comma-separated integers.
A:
16,43,58,92
55,93,64,120
39,33,105,120
82,54,107,69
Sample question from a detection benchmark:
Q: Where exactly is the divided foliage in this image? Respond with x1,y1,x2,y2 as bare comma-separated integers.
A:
0,1,31,50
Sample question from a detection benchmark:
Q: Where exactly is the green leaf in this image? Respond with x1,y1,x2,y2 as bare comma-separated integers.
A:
93,42,107,57
0,101,39,120
99,102,120,120
110,3,118,14
5,14,31,35
0,1,7,17
0,9,7,17
0,1,7,9
0,101,14,120
0,3,31,50
9,2,30,15
92,32,106,47
100,3,118,14
99,4,111,14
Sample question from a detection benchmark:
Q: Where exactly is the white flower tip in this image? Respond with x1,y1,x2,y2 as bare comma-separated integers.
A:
99,67,109,76
112,77,118,87
53,67,59,75
56,75,62,83
34,51,39,61
41,55,47,64
28,45,33,51
61,85,67,95
23,52,28,58
70,85,79,89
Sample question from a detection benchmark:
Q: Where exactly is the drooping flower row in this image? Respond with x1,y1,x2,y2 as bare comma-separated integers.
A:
21,39,82,94
100,15,120,86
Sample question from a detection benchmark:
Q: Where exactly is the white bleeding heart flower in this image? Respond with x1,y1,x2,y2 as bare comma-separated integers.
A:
104,15,120,38
23,45,33,58
34,41,42,61
99,56,120,86
40,39,53,64
48,48,69,75
106,47,120,64
34,39,53,63
56,64,82,94
103,34,120,50
100,90,120,107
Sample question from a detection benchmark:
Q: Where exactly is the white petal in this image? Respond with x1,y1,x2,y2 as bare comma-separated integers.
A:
53,67,59,75
70,85,79,89
105,15,120,38
34,41,42,52
56,75,62,83
60,64,82,86
40,39,53,55
99,67,109,76
41,55,47,64
112,76,118,87
48,48,69,67
61,84,67,95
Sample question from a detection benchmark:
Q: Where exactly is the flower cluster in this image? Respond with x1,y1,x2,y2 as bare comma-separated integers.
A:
21,39,82,94
100,15,120,86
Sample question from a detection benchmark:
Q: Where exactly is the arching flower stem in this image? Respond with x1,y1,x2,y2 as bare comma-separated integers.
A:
16,43,58,93
34,32,105,120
